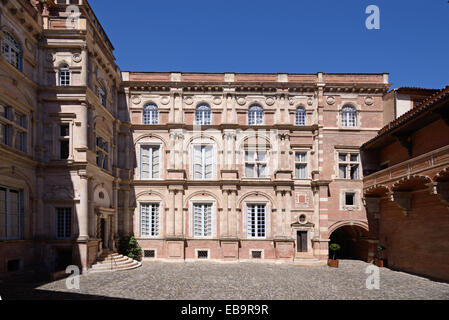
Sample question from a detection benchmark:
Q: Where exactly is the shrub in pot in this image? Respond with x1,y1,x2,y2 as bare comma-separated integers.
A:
118,236,142,262
328,243,341,268
374,245,386,267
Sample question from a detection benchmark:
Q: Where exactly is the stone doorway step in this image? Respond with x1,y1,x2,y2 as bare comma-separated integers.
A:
89,250,142,273
294,253,327,266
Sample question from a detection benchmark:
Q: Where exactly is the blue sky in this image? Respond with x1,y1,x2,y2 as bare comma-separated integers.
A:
89,0,449,89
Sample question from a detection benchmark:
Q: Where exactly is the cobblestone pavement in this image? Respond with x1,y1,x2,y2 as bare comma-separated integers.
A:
2,260,449,300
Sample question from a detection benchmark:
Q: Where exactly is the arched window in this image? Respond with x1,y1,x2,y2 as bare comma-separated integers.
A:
59,65,70,86
296,107,306,126
196,104,211,125
1,31,22,70
341,106,357,127
248,105,264,125
97,84,107,107
143,104,159,125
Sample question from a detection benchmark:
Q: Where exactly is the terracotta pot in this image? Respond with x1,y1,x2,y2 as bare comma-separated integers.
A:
328,259,339,268
375,259,385,268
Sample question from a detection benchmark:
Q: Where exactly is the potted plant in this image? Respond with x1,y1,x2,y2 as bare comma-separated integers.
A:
374,245,386,267
328,243,341,268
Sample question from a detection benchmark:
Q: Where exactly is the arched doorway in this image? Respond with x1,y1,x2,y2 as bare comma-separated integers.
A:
329,225,370,261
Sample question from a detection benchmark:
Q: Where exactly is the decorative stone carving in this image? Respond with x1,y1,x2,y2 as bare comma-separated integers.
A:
390,192,412,216
307,98,314,106
161,96,170,105
365,96,374,106
131,95,141,105
72,53,82,63
237,97,246,106
213,97,222,105
184,97,194,105
289,98,295,106
266,97,275,106
326,96,335,105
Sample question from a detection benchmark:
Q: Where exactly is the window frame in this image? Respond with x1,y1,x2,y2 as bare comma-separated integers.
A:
58,123,70,160
56,207,72,240
58,65,71,86
195,104,212,126
192,144,215,181
246,203,267,239
143,103,159,125
97,85,107,107
295,151,309,180
140,144,162,180
295,107,306,126
337,151,361,180
341,105,358,127
248,105,264,126
191,202,215,239
0,185,23,241
1,31,22,71
140,202,161,238
96,136,110,171
244,149,269,179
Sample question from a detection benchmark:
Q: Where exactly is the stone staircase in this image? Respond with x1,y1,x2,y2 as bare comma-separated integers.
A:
89,250,142,273
294,253,327,266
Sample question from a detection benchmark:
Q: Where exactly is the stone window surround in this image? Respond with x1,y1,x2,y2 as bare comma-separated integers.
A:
335,101,363,130
334,148,362,181
189,199,217,239
339,189,362,211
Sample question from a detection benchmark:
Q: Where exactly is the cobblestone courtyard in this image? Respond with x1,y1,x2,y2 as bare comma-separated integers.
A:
2,260,449,300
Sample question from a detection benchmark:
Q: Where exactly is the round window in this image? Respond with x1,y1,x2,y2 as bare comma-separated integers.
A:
299,215,307,224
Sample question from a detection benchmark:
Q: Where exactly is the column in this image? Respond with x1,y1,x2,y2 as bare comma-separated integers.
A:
78,173,90,241
276,191,283,237
175,189,184,236
284,191,292,237
230,191,237,237
222,190,229,237
166,190,176,236
123,188,130,236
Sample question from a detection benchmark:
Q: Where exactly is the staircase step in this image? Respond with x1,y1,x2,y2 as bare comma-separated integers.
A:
89,261,142,273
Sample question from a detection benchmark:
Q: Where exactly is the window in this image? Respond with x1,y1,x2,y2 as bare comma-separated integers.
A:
1,32,22,70
0,105,12,146
56,208,72,239
14,111,27,152
338,152,360,180
140,145,160,179
345,193,356,206
140,203,160,237
193,145,213,180
341,106,357,127
248,105,264,125
96,137,109,170
245,150,268,178
195,104,211,125
143,104,159,125
247,204,266,238
0,186,23,240
193,204,213,238
295,152,308,179
97,85,107,107
59,65,70,86
59,124,70,160
197,250,209,259
296,107,306,126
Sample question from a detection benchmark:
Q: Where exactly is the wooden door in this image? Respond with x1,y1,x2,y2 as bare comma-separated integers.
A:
297,231,308,253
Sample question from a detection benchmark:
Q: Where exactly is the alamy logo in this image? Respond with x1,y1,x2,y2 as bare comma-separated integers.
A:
365,265,380,290
66,265,80,290
66,5,81,29
365,5,380,30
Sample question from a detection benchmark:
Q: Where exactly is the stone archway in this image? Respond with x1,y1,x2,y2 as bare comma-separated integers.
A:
329,225,370,261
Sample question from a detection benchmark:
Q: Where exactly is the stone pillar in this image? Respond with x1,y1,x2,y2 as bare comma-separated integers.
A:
276,191,283,237
123,188,130,237
222,190,229,237
166,190,176,237
81,45,88,86
169,132,176,169
78,173,90,241
79,103,89,149
284,190,292,237
175,189,184,236
230,190,237,237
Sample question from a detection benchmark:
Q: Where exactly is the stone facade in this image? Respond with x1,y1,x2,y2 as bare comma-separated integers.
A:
0,0,391,275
